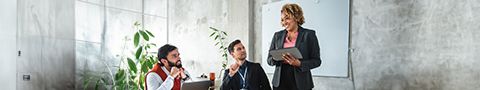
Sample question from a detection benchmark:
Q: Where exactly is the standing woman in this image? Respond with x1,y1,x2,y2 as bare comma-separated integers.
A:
267,3,321,90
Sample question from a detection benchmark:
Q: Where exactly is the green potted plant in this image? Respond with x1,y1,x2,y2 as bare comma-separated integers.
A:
83,21,158,90
208,27,229,78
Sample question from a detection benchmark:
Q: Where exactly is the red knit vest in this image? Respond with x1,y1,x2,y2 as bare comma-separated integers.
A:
145,63,181,90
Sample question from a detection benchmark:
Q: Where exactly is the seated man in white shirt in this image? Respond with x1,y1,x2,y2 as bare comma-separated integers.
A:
145,44,190,90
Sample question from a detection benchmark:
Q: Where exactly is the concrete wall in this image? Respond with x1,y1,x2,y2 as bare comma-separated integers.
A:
351,0,480,90
16,0,76,89
0,0,17,89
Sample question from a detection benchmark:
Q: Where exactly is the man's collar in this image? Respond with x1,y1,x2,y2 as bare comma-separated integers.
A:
240,60,249,68
160,65,170,74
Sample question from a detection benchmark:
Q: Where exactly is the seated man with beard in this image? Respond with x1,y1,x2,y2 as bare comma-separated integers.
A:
145,44,190,90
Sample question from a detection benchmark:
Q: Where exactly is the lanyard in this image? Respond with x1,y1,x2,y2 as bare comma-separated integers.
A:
238,67,248,89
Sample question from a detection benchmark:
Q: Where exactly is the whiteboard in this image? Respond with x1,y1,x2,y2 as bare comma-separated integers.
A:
261,0,350,77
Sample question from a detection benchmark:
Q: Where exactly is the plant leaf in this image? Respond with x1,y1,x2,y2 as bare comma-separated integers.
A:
139,75,145,90
127,58,138,74
209,27,218,31
214,35,219,40
115,69,125,81
222,31,228,36
208,27,215,31
145,30,155,37
95,79,101,90
133,82,140,90
134,32,140,47
139,30,150,41
141,60,149,73
134,21,140,26
100,78,107,87
147,57,154,68
135,46,143,59
209,32,216,37
83,77,92,90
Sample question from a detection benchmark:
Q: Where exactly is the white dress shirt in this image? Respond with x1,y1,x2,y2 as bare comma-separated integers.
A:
146,66,185,90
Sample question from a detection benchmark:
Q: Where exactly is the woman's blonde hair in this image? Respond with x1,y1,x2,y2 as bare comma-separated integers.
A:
281,3,305,25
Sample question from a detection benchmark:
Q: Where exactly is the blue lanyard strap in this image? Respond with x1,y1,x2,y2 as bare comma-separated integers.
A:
238,67,248,89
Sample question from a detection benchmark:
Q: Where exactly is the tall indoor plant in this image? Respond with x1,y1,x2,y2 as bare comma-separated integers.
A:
83,21,158,90
208,27,229,78
112,21,158,90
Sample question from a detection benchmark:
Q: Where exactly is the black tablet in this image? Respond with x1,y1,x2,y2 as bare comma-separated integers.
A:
269,47,303,61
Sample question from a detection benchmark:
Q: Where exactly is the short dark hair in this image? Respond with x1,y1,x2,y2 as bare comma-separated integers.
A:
228,40,242,54
157,44,177,62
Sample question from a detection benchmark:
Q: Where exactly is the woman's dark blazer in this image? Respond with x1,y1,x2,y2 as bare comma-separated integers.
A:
267,26,321,90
